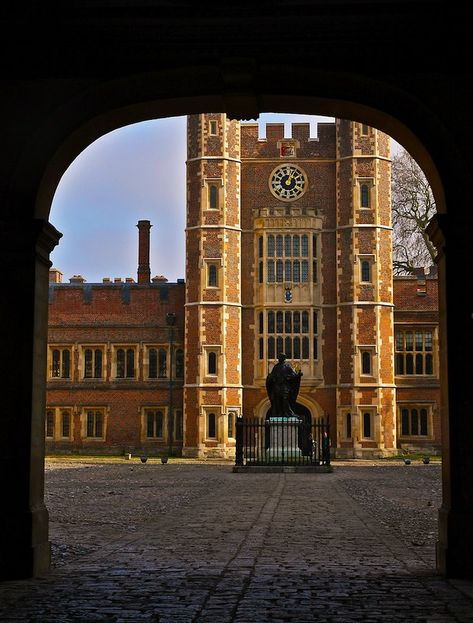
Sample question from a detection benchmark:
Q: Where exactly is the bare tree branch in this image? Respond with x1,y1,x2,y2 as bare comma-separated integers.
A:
392,148,437,274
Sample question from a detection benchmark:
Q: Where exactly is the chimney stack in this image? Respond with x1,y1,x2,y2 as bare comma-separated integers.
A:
137,220,151,284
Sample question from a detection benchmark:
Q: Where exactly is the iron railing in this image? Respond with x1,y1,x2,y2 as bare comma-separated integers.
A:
235,416,330,467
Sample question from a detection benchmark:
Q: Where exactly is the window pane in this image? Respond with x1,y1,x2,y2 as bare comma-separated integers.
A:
52,350,60,377
302,311,309,333
313,337,318,360
156,412,163,438
268,336,275,359
276,260,283,282
276,337,284,355
259,337,264,359
62,350,70,378
420,409,428,435
415,331,423,351
293,311,300,333
361,260,370,282
425,331,432,351
395,331,403,351
293,260,300,282
175,350,184,378
208,413,216,438
312,259,318,283
259,312,264,334
267,260,275,282
313,311,318,335
228,413,234,438
301,260,309,282
208,352,217,375
293,235,300,257
94,349,102,378
209,184,218,209
362,351,371,374
276,312,283,333
149,348,157,378
346,413,352,439
395,353,404,375
267,235,275,257
117,349,125,378
301,235,308,257
363,412,371,438
285,311,292,333
406,353,414,374
61,411,70,438
259,261,263,283
405,332,413,351
284,235,291,257
411,409,419,435
87,412,94,437
84,349,92,378
401,409,409,435
126,349,135,378
425,353,433,375
284,259,292,281
157,349,166,378
46,410,54,437
302,337,309,359
258,236,263,258
361,184,370,208
208,264,218,287
147,413,154,437
293,336,300,359
284,336,292,358
312,234,317,258
268,311,275,334
95,412,103,438
276,235,283,257
415,353,423,375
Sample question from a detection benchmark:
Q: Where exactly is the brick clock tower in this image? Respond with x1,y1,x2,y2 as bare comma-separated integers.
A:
184,114,395,458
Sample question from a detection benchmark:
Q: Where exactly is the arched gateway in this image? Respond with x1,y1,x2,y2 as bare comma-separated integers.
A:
1,3,472,582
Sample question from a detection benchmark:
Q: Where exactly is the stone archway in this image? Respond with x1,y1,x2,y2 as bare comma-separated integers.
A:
1,33,471,579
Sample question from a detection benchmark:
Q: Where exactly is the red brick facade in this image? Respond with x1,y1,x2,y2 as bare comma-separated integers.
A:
46,115,441,458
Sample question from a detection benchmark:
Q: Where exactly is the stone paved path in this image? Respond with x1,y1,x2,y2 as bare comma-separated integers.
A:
0,463,472,622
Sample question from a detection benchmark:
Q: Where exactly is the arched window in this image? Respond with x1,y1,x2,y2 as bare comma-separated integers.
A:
208,264,218,287
361,260,371,282
208,351,217,375
361,351,371,375
360,183,370,208
363,412,372,438
209,184,218,209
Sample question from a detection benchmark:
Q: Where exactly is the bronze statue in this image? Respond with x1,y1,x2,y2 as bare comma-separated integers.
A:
266,353,303,418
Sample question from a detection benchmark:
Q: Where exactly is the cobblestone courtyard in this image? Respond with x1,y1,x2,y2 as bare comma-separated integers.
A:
1,459,472,622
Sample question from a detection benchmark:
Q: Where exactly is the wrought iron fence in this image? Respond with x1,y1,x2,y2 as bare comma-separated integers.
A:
235,416,330,467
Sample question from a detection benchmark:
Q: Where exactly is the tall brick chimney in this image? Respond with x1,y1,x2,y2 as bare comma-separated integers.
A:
137,220,151,284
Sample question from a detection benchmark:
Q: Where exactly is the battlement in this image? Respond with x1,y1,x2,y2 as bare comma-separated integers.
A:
241,121,336,159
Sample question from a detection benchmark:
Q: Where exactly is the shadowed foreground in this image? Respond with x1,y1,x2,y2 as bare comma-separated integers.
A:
0,461,472,622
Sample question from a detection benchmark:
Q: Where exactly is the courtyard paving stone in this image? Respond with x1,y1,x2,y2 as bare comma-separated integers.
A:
0,460,472,622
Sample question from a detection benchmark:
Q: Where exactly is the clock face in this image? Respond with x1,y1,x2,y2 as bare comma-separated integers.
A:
269,164,307,201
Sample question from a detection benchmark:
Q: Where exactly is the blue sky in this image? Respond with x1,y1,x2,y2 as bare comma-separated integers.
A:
49,113,397,283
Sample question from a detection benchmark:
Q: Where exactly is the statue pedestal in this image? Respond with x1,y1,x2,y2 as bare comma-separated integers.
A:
266,416,302,463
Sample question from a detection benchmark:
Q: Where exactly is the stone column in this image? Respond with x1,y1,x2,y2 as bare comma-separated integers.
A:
0,218,61,579
427,213,473,578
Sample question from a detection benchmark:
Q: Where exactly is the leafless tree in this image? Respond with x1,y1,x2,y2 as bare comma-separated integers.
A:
391,148,437,275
